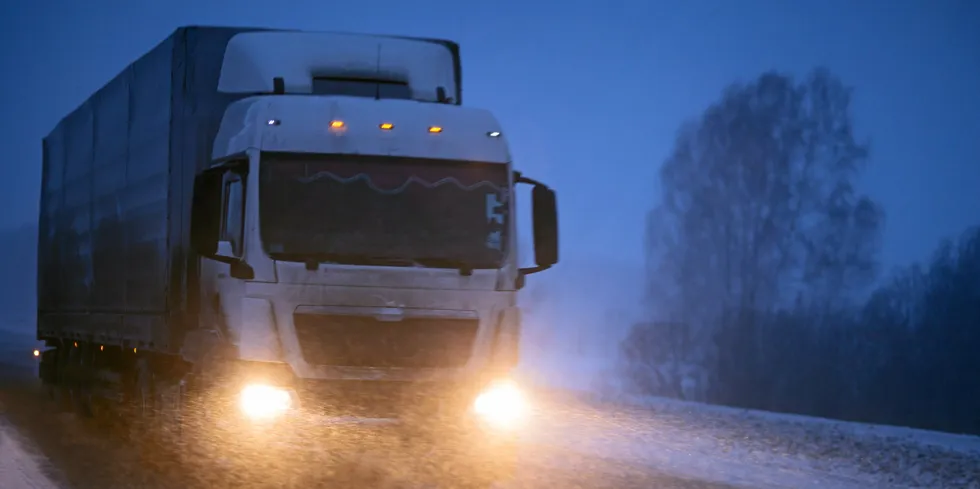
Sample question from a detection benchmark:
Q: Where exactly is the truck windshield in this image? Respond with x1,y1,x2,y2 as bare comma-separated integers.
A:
259,153,510,269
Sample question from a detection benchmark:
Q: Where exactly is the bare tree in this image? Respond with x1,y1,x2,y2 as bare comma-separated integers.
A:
632,68,884,403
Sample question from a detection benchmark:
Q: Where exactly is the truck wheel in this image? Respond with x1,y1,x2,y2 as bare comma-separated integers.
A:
39,349,65,406
61,342,93,417
52,347,76,412
74,343,101,419
123,357,156,443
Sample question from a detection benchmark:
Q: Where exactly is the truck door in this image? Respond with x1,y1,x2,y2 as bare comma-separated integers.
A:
213,168,248,342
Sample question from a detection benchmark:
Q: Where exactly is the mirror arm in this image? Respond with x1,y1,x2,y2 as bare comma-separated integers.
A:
515,264,552,290
207,254,238,265
204,254,255,280
513,171,549,189
230,260,255,280
518,264,552,276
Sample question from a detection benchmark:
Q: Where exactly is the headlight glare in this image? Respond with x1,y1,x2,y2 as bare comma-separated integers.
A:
239,383,292,421
472,379,527,429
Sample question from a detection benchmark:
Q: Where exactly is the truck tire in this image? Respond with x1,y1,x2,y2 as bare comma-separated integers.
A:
65,343,91,416
39,348,66,408
125,357,175,444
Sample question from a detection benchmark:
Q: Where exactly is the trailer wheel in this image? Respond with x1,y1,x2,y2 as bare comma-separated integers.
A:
122,357,155,443
40,348,69,410
75,343,100,419
60,342,89,415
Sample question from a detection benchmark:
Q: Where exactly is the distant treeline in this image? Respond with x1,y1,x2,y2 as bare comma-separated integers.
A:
625,67,980,436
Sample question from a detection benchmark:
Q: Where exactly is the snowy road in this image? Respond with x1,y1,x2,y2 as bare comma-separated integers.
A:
4,328,979,489
0,422,60,489
525,391,980,489
0,381,731,489
0,330,731,489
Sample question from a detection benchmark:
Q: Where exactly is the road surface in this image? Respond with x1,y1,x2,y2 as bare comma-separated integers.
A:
0,333,737,489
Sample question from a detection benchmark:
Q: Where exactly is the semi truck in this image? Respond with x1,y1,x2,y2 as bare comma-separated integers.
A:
35,26,558,486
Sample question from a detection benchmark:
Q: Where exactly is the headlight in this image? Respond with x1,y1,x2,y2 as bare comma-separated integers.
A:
238,383,293,421
472,379,528,429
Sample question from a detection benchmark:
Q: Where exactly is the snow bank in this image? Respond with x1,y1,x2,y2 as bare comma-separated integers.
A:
0,422,60,489
529,390,980,489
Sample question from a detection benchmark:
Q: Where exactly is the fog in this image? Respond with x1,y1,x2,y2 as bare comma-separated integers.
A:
517,257,645,393
0,224,36,337
1,1,978,444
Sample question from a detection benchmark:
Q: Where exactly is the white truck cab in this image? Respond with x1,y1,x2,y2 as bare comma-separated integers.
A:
35,26,554,487
187,31,559,433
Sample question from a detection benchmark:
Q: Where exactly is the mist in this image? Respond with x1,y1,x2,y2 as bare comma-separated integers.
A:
517,257,645,393
1,0,978,440
0,224,36,337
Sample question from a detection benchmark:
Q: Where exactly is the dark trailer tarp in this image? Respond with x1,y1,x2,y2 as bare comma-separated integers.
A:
36,26,258,352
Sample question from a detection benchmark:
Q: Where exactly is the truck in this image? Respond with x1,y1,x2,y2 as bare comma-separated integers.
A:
35,26,559,487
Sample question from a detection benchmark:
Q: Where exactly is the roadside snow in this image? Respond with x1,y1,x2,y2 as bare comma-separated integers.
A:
0,422,60,489
523,390,980,489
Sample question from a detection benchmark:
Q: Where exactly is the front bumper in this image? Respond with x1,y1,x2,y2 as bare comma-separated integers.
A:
231,376,528,433
184,377,524,485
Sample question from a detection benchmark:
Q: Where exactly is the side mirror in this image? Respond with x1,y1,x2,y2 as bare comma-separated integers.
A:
190,169,224,256
514,172,559,286
531,185,559,268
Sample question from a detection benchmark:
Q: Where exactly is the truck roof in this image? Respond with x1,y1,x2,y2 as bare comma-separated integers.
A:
217,29,460,105
44,26,464,142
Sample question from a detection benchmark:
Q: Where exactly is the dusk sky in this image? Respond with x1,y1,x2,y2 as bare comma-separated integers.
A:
2,0,977,272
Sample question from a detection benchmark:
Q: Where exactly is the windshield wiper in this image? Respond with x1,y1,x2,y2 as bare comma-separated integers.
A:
270,252,484,276
269,252,421,270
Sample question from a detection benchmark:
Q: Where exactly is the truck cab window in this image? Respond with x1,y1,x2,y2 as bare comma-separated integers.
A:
220,173,245,256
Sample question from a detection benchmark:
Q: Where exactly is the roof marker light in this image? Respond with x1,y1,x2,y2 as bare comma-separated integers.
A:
267,119,281,126
488,131,501,138
428,126,443,133
329,120,345,129
379,122,394,130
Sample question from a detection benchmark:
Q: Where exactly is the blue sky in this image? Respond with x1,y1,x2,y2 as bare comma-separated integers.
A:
1,0,977,272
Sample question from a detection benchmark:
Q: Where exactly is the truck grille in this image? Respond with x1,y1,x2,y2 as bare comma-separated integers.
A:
293,313,479,368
